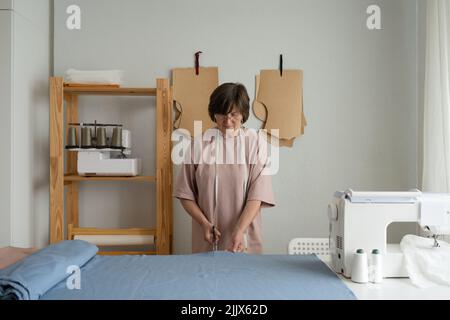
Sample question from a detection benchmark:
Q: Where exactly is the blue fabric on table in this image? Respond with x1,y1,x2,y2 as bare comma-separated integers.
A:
0,240,98,300
41,251,356,300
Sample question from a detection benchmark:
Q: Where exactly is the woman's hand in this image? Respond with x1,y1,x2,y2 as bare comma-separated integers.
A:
227,201,261,253
227,228,245,253
202,221,221,245
179,200,222,247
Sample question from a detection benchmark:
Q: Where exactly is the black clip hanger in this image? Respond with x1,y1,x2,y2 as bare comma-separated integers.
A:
279,54,283,77
195,51,202,75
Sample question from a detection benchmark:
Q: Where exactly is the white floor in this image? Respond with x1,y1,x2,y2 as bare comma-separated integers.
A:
320,256,450,300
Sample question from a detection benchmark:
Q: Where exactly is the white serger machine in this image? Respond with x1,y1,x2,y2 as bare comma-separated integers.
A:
66,122,141,176
328,189,450,278
77,129,141,176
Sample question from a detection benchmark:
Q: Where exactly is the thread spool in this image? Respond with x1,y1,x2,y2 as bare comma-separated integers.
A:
351,249,369,283
370,249,383,283
111,127,123,149
66,127,78,149
96,127,107,148
122,130,131,149
81,127,93,148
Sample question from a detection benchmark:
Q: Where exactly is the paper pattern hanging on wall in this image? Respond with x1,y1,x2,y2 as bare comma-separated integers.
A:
172,67,219,137
253,70,306,147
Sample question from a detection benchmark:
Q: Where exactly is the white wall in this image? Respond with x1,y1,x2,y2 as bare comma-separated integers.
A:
0,8,13,247
53,0,419,254
0,0,12,9
0,0,51,248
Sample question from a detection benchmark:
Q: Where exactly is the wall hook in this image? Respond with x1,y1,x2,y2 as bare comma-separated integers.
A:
279,54,283,77
195,51,202,75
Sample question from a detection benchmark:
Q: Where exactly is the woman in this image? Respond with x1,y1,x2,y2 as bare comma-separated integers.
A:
174,83,275,253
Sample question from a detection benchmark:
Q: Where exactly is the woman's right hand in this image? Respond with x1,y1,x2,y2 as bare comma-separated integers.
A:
180,200,222,246
202,222,221,245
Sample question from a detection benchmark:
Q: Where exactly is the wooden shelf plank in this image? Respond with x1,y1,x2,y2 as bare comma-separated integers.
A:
71,227,155,236
64,175,156,182
64,87,157,96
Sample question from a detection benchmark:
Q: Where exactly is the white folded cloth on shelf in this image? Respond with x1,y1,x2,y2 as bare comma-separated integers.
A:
400,234,450,288
64,68,124,85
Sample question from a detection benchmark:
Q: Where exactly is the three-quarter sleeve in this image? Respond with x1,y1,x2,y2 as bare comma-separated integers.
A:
243,130,276,209
174,163,198,202
246,162,275,209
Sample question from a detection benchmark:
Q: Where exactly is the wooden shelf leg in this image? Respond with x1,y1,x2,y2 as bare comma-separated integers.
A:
66,94,79,230
50,77,64,243
156,79,173,255
68,224,74,240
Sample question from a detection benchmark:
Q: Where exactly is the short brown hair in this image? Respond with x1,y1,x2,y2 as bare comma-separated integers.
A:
208,83,250,123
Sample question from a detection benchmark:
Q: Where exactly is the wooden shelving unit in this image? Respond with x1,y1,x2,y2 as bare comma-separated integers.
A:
49,77,173,255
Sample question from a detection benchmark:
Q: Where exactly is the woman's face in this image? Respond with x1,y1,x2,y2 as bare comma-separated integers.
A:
214,107,243,136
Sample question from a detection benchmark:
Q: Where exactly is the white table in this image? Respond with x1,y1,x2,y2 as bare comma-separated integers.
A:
319,256,450,300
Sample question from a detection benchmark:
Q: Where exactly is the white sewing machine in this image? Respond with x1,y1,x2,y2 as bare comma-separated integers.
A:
328,189,450,278
72,128,141,177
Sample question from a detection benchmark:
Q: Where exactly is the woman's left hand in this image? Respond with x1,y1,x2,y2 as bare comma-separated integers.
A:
227,228,245,253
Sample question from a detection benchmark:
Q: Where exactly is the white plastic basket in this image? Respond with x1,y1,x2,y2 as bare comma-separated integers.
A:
288,238,330,256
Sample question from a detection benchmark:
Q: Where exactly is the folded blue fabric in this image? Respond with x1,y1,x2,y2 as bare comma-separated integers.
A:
0,240,98,300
